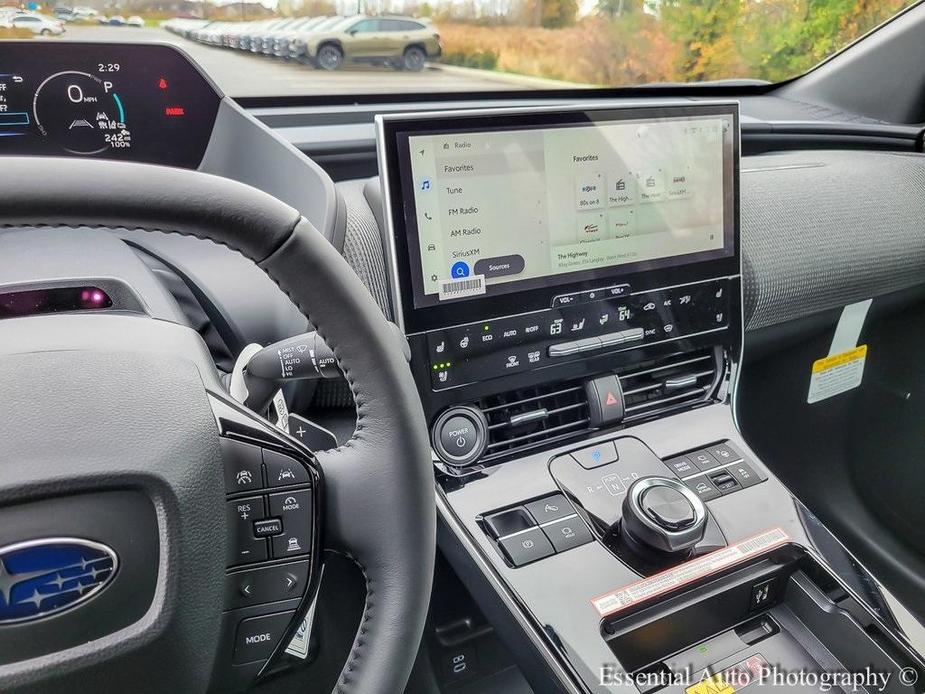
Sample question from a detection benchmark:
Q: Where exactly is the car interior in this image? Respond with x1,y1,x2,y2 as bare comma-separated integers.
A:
3,4,925,693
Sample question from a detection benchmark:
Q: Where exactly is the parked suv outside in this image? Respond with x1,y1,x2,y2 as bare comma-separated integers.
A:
300,15,441,71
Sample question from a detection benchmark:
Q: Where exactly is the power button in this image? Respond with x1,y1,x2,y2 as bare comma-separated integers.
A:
432,406,488,467
440,415,478,458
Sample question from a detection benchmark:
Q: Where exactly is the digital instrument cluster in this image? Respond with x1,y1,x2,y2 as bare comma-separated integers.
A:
0,43,222,168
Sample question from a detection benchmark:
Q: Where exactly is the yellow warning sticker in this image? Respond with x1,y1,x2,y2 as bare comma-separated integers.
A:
808,345,867,403
686,674,734,694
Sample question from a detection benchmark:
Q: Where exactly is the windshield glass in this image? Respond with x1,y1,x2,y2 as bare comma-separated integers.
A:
0,1,916,97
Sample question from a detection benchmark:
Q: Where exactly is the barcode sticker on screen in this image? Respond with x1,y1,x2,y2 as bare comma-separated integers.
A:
438,274,485,301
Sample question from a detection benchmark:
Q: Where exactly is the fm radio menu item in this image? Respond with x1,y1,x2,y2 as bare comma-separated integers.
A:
405,114,734,307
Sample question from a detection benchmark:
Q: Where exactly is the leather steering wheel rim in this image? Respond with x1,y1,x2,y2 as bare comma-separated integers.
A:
0,157,436,694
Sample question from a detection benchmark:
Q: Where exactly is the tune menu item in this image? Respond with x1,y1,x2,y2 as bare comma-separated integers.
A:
0,43,222,168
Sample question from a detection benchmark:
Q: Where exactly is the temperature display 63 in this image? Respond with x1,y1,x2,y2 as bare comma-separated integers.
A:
0,43,222,168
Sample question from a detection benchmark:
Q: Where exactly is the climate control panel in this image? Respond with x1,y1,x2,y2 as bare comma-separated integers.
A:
422,277,730,391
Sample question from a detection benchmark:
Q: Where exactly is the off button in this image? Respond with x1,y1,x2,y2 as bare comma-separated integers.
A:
440,415,478,458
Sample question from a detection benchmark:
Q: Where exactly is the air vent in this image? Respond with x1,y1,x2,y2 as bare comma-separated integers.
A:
479,380,592,461
618,348,721,422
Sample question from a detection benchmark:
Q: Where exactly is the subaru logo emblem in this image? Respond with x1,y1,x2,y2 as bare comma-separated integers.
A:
0,538,118,624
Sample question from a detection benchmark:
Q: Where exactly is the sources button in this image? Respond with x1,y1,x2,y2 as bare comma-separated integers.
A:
474,254,525,279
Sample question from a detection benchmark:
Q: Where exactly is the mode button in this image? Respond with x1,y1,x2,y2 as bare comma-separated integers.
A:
233,611,295,664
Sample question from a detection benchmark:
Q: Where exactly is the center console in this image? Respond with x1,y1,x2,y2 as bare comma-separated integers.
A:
377,105,924,693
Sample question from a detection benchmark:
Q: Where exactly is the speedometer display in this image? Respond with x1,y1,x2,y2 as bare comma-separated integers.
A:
0,43,222,168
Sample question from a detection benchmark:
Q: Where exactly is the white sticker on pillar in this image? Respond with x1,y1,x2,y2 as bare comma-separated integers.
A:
807,299,871,404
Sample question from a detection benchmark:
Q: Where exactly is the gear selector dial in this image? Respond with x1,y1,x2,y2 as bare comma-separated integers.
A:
621,477,707,554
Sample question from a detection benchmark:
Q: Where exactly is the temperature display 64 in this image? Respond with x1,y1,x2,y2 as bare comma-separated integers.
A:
0,42,222,168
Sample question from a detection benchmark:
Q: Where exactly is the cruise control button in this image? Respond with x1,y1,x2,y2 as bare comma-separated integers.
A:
525,494,574,523
685,475,721,502
226,496,268,566
220,438,263,493
571,441,619,469
264,449,311,488
269,491,312,558
233,611,295,665
439,415,478,458
498,528,554,567
542,517,593,553
254,518,283,537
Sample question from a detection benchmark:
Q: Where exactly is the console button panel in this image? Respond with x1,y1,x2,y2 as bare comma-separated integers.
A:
426,278,729,390
481,493,591,567
481,438,765,569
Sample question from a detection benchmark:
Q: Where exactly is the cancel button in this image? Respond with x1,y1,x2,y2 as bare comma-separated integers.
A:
474,254,525,279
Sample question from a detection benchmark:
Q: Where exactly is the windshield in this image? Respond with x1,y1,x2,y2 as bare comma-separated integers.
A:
0,1,916,97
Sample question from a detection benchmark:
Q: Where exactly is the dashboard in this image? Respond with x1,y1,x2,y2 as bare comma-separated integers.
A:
0,43,221,168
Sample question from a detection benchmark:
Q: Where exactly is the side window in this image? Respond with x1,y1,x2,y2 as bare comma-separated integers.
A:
348,19,379,33
400,21,425,31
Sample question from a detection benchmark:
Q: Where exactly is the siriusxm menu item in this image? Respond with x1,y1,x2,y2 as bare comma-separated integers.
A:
399,112,735,308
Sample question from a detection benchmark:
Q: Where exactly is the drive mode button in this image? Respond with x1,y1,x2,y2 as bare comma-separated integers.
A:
440,415,478,458
474,254,525,279
233,611,295,664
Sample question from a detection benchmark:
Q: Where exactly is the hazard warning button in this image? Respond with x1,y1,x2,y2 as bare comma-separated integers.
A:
584,374,625,427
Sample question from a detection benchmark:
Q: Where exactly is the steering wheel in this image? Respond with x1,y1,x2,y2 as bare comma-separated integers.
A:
0,158,435,693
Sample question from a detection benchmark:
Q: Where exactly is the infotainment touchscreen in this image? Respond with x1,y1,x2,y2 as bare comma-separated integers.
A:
378,103,739,333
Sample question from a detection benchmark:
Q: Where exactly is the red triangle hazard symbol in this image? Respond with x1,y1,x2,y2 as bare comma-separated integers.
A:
605,392,618,406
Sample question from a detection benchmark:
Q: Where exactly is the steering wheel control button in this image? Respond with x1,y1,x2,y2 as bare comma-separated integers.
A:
264,449,310,488
220,438,264,493
440,415,478,458
541,517,593,553
269,491,312,558
584,374,625,427
640,486,696,530
499,528,554,567
525,494,574,524
432,406,488,467
484,507,533,539
253,518,283,537
226,496,268,566
684,475,722,502
233,611,295,665
225,561,310,609
571,441,619,469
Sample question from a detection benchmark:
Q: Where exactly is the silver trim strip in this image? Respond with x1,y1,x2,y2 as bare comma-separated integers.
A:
496,513,581,541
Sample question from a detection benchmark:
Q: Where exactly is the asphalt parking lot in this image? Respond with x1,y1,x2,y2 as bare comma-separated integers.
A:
61,25,545,97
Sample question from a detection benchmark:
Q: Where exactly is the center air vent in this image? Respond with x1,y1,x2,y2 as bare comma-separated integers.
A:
446,347,723,466
618,348,722,422
479,381,592,462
